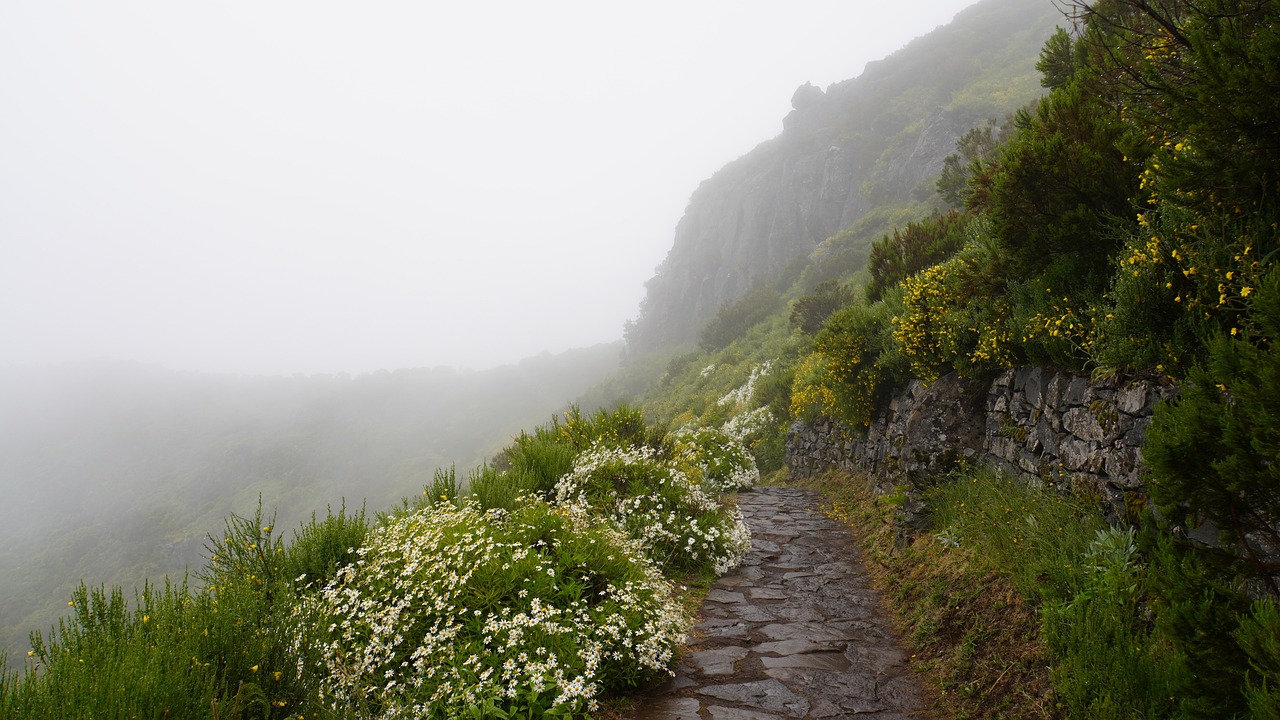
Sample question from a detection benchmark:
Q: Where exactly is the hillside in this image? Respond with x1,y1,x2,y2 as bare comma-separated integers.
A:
0,344,622,656
625,0,1060,354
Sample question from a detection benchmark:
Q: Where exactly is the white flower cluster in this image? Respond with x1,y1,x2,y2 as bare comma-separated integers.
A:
720,405,775,444
717,361,772,409
671,428,760,494
554,442,750,576
292,500,688,719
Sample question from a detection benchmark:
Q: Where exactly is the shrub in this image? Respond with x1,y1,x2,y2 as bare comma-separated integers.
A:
504,432,579,499
866,210,970,302
1236,600,1280,718
1007,256,1104,371
699,287,783,352
293,499,689,719
284,501,370,590
790,302,900,428
670,428,759,494
553,443,749,577
1144,266,1280,590
790,281,856,335
891,239,1016,383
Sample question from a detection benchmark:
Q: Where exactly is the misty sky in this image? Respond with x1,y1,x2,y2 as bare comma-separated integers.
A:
2,1,981,376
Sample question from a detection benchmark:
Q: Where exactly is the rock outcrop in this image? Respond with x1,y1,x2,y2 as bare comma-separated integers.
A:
626,0,1062,354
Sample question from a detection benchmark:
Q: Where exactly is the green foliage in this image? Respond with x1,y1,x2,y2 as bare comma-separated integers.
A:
791,302,901,428
1035,27,1079,91
282,501,369,590
891,237,1017,382
699,286,784,352
1006,255,1104,370
1236,600,1280,718
929,468,1263,718
294,499,689,718
553,444,749,577
974,80,1138,281
1145,268,1280,589
790,281,855,335
424,465,463,507
929,468,1105,603
866,211,972,302
670,428,759,494
936,119,1013,210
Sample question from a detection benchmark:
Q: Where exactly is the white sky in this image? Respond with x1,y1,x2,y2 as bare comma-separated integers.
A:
1,0,979,376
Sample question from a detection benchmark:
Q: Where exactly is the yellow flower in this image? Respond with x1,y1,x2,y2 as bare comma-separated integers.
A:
251,665,259,673
1242,286,1254,297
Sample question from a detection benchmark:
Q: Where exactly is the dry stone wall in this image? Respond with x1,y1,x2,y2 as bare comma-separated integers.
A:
786,367,1176,519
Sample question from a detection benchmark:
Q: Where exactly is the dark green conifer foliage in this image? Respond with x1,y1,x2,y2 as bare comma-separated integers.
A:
1145,267,1280,592
865,211,971,302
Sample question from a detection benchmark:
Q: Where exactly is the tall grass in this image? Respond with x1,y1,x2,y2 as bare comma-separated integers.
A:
928,467,1267,719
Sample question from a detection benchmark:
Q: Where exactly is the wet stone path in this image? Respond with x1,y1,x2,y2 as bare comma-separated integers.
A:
634,487,925,719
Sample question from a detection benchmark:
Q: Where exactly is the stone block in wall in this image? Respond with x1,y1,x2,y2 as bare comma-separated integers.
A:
1015,367,1046,408
1063,406,1108,443
1034,415,1063,457
1058,436,1096,472
1104,446,1144,488
1064,376,1090,406
1115,381,1155,415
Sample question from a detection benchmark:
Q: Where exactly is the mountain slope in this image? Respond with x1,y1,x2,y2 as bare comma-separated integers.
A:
626,0,1061,353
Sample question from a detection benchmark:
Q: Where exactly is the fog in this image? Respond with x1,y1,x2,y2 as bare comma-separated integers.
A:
1,0,978,376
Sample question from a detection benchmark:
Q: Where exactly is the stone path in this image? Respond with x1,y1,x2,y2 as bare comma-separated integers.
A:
634,487,925,719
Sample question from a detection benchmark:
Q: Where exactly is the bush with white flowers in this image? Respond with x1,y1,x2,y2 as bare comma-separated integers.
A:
293,499,688,719
553,443,750,577
671,427,760,494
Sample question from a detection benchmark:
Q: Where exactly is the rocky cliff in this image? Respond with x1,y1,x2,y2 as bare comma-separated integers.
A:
626,0,1062,354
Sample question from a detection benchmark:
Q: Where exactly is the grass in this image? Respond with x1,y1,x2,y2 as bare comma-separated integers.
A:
798,464,1280,720
800,469,1055,719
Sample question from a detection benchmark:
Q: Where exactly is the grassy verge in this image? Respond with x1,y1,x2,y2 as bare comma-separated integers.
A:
799,466,1280,720
798,469,1054,719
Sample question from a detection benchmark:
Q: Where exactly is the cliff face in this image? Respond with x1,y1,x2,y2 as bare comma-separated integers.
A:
627,0,1062,354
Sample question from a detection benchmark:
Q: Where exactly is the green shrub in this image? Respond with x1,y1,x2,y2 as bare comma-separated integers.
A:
1145,266,1280,588
789,302,903,428
504,432,578,499
283,501,370,590
790,281,855,335
891,237,1017,383
866,210,970,302
553,443,749,577
699,287,783,352
293,499,689,719
1237,601,1280,719
670,428,759,494
424,465,463,507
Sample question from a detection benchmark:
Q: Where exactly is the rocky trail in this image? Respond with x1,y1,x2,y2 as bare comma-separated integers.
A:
634,486,926,720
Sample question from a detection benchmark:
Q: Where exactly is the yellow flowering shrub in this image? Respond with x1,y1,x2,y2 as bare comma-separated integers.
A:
790,303,894,428
891,248,1014,382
